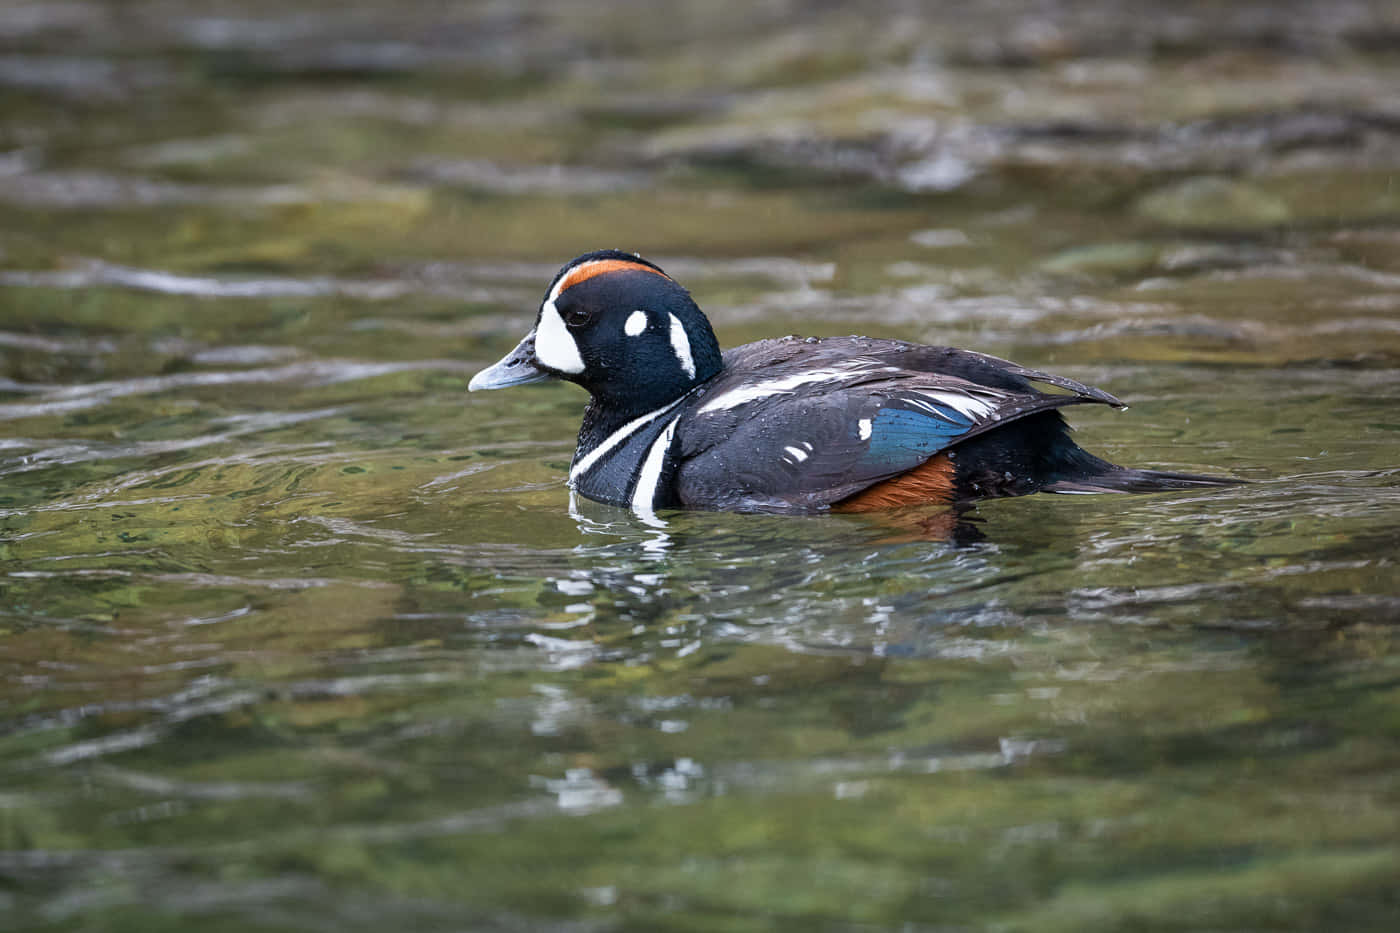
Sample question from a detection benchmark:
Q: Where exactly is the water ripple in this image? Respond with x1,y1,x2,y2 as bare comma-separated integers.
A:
0,260,510,301
0,411,341,477
0,170,423,209
0,360,469,421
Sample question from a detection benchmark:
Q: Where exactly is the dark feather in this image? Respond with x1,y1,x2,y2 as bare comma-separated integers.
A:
675,338,1127,510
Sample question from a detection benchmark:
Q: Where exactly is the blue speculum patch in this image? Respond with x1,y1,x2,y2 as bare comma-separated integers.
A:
861,406,975,469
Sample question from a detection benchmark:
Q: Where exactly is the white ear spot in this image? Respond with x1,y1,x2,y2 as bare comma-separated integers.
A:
624,309,648,337
858,418,872,440
534,299,585,374
668,313,696,379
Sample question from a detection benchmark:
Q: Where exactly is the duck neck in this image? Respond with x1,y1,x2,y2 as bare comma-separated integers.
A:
575,378,699,460
567,391,692,507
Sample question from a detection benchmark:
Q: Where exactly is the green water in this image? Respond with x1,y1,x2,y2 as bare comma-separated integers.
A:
3,2,1400,930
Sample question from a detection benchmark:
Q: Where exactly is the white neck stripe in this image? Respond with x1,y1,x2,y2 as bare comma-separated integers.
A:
569,395,687,483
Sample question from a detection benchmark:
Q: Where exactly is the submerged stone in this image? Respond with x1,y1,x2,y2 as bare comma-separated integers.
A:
1135,176,1290,229
1041,242,1161,278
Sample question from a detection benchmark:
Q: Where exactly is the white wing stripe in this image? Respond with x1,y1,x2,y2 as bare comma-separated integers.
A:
698,368,864,413
914,390,998,420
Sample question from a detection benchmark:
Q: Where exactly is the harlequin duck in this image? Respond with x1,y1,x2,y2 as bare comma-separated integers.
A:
469,249,1237,515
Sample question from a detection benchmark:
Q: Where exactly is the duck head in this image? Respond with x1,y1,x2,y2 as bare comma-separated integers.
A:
469,250,724,417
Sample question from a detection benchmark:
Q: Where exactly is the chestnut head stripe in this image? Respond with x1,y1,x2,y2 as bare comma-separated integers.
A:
548,259,670,302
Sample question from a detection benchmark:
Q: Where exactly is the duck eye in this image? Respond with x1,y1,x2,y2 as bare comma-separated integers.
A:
562,304,592,327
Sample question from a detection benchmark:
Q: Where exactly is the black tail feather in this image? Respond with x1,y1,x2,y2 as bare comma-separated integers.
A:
1043,467,1244,494
947,411,1242,500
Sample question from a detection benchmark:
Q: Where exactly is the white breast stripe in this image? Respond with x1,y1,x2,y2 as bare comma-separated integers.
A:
698,367,865,413
783,445,809,463
569,395,687,484
625,309,648,336
534,299,585,374
668,313,696,379
631,417,679,513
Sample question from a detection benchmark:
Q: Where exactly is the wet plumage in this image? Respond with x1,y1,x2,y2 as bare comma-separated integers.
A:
470,250,1238,515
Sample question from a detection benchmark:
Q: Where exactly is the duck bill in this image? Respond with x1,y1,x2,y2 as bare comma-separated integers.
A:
469,330,554,391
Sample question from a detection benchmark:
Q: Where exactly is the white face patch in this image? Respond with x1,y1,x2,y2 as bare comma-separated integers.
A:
534,299,585,374
668,313,696,380
624,309,648,337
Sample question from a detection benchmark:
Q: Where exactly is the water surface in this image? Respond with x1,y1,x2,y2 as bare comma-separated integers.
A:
3,2,1399,930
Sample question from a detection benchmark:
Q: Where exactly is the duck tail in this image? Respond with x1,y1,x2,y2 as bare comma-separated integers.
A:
1044,466,1244,494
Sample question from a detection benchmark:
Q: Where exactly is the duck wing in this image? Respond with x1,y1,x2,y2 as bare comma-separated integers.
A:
674,338,1122,512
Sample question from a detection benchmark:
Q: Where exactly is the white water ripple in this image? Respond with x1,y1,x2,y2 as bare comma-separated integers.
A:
0,360,470,421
